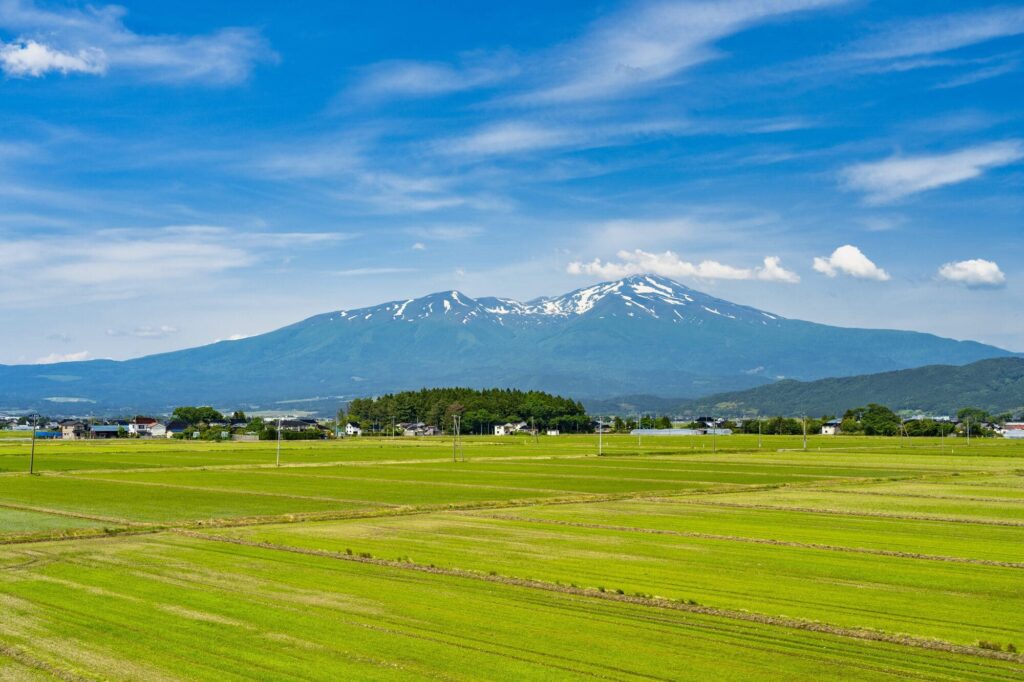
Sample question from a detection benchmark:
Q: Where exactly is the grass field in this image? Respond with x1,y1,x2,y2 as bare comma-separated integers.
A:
2,433,1024,680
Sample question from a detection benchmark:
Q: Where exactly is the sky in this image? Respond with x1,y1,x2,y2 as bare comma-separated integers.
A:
0,0,1021,364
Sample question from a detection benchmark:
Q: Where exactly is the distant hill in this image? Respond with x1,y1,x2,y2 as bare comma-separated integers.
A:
0,275,1013,415
678,357,1024,417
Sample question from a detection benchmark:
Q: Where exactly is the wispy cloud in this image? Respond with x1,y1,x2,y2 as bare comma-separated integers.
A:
407,225,483,241
34,350,90,364
567,249,800,283
937,259,1006,289
333,267,416,277
0,0,274,84
106,325,179,339
517,0,845,104
840,140,1024,204
933,58,1019,89
843,6,1024,64
812,245,890,281
442,118,689,157
349,52,518,101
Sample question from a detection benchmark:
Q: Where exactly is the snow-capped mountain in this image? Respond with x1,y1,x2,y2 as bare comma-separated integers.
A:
333,275,783,327
0,275,1011,414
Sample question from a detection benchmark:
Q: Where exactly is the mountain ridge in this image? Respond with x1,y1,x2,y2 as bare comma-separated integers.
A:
676,357,1024,417
0,275,1012,414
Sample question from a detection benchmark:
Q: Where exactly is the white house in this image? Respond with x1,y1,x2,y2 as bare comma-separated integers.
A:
820,418,842,436
546,429,560,436
1003,422,1024,439
345,422,363,436
128,416,159,437
149,423,168,438
494,422,528,436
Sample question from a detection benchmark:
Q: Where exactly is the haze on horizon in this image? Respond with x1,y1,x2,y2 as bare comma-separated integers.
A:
1,0,1021,365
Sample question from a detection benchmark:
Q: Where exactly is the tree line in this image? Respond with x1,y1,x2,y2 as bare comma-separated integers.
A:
343,387,590,434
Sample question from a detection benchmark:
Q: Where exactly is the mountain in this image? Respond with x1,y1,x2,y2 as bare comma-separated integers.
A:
678,357,1024,417
0,275,1013,414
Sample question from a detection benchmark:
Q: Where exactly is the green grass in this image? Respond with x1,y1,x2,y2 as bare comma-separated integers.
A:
1,534,1021,681
2,434,1024,679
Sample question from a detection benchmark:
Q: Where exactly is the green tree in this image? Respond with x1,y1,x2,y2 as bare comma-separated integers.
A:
172,406,225,426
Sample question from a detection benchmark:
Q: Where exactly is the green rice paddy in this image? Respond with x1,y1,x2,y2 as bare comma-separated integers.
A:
1,433,1023,680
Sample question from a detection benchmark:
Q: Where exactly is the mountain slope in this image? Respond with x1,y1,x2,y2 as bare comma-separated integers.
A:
678,357,1024,416
0,275,1013,414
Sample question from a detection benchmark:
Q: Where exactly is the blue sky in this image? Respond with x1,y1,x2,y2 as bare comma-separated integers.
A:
1,0,1021,364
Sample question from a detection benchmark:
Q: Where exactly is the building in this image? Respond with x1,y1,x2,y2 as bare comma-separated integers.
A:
821,418,842,436
90,425,124,439
129,417,159,437
494,422,528,436
546,429,560,436
401,422,440,436
60,421,87,440
150,423,168,438
1003,423,1024,439
164,421,188,438
345,422,363,436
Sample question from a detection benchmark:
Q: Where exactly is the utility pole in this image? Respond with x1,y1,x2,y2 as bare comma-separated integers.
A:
452,415,460,462
276,417,282,467
802,416,807,451
966,418,971,446
597,417,603,456
758,419,762,449
712,420,717,453
29,425,36,475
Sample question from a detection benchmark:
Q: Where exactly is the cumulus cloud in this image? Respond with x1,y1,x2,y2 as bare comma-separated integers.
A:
937,259,1006,289
567,249,800,283
841,140,1024,203
812,245,890,281
0,0,273,84
0,39,106,76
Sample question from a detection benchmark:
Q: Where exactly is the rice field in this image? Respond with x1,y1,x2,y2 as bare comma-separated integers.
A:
1,433,1023,680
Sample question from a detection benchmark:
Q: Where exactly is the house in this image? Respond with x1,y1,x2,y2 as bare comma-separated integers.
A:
821,418,842,436
546,429,560,436
149,423,168,438
402,422,440,436
345,422,363,436
129,416,159,437
1003,422,1024,439
164,420,188,438
494,422,528,436
90,425,125,439
60,421,88,440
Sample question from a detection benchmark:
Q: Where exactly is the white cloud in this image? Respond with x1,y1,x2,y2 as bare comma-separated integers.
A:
35,350,90,364
442,118,688,157
0,39,105,76
0,0,273,85
520,0,844,103
333,267,416,277
106,325,179,339
812,245,890,281
407,225,483,241
567,249,799,283
411,242,427,251
845,6,1024,63
350,54,517,101
937,259,1006,289
840,140,1024,204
